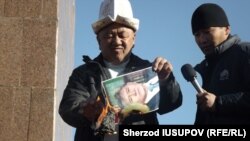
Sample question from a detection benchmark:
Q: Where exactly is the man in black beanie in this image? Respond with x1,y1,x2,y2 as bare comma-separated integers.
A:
190,3,250,124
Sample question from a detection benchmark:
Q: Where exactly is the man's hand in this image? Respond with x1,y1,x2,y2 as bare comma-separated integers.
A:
82,97,105,122
152,57,173,80
196,90,216,111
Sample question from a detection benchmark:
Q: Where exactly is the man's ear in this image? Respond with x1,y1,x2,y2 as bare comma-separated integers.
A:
225,26,231,35
132,33,136,47
96,35,101,50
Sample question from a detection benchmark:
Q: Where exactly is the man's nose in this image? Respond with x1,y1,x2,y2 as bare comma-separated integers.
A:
112,35,122,45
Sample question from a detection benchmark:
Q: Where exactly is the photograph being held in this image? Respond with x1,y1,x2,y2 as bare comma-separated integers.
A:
115,82,149,119
116,75,159,105
115,80,160,120
118,82,148,106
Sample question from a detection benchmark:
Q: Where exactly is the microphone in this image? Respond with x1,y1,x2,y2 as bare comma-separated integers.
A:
181,64,203,93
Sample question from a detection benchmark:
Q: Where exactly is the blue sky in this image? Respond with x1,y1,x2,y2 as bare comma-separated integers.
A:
74,0,250,125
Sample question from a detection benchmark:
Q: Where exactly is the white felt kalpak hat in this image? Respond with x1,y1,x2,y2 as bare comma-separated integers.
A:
92,0,139,34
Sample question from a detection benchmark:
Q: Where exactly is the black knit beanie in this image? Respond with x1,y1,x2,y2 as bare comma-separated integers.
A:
191,3,230,34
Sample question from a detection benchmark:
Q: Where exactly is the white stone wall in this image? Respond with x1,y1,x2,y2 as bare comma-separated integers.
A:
55,0,75,141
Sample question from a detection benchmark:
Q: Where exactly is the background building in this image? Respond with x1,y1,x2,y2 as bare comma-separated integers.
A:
0,0,75,140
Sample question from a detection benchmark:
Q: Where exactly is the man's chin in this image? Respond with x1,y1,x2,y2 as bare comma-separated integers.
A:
203,49,214,56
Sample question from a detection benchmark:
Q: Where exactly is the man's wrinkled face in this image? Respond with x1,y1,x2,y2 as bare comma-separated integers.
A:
97,23,136,65
194,26,230,55
118,82,147,106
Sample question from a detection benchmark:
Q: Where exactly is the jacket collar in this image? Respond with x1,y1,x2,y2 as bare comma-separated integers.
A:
215,35,241,54
206,35,241,60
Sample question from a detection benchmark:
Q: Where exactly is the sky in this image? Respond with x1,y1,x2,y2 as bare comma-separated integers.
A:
73,0,250,125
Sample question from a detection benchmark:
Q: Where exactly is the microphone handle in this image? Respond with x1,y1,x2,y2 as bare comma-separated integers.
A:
191,78,203,93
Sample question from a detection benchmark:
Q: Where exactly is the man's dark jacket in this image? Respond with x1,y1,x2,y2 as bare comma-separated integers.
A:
194,35,250,124
59,53,182,141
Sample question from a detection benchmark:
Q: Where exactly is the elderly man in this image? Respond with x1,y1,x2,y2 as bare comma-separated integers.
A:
59,0,182,141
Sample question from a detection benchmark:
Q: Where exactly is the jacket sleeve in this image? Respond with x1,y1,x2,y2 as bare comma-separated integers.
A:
58,67,91,128
157,73,183,115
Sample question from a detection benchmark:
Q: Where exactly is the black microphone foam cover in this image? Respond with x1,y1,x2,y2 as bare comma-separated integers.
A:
181,64,197,82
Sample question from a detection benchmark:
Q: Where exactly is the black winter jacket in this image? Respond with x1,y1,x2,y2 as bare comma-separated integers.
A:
59,53,182,141
194,35,250,124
